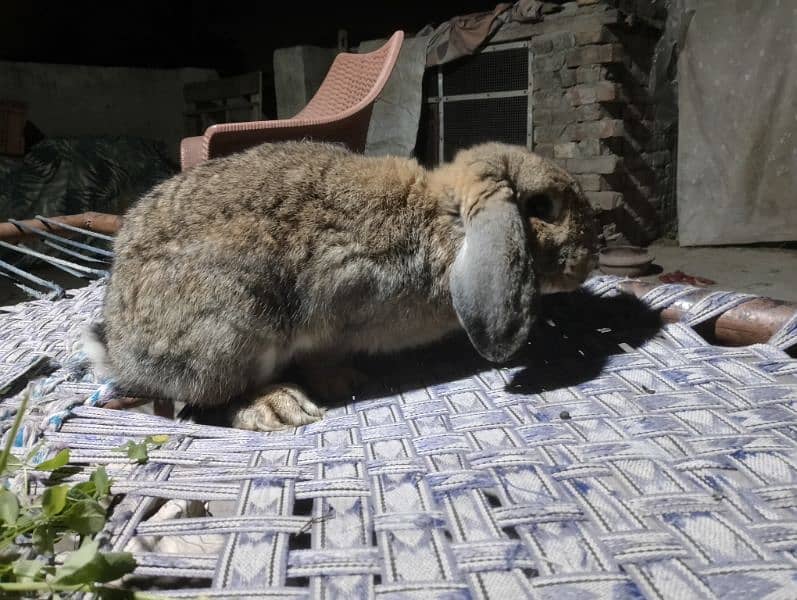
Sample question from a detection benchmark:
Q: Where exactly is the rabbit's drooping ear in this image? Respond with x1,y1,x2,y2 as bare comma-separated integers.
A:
450,193,536,363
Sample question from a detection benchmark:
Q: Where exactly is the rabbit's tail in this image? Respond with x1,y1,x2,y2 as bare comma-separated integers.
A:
81,321,114,378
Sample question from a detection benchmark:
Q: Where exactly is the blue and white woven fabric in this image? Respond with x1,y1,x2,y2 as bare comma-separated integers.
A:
2,277,797,599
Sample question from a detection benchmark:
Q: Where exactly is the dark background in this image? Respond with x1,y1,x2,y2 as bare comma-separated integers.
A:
2,1,500,75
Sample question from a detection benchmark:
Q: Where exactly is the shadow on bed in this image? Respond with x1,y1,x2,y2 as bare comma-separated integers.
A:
185,288,663,427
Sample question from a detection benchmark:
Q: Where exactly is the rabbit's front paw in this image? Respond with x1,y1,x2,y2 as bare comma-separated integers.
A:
232,383,326,431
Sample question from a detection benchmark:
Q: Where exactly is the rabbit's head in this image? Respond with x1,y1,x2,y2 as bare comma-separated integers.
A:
443,143,598,363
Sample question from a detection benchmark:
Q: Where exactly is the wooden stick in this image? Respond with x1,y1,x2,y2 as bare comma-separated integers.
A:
617,280,797,346
0,212,122,243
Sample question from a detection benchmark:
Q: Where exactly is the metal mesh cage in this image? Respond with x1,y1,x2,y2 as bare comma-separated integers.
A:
442,96,528,162
441,49,528,96
415,100,440,168
414,43,531,167
422,68,438,100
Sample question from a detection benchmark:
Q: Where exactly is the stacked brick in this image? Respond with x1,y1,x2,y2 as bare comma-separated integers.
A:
517,0,668,244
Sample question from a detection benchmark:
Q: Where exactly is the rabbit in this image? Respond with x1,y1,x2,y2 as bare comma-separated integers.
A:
84,140,598,431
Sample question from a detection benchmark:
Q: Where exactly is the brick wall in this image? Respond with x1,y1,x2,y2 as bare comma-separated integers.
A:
513,0,669,245
411,0,673,244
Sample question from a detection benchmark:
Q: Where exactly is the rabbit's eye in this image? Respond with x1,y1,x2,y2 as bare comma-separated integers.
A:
524,194,561,223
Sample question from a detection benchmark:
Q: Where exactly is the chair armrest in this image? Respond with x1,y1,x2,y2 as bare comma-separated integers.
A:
180,136,207,171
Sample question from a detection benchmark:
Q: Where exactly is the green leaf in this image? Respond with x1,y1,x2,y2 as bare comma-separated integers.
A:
0,392,29,477
12,559,45,582
42,484,69,517
3,454,23,474
54,541,136,586
127,442,148,464
32,524,56,554
54,539,101,585
69,480,97,499
0,489,19,524
115,441,148,464
59,498,106,535
94,551,136,582
35,449,70,471
146,434,169,446
91,466,111,498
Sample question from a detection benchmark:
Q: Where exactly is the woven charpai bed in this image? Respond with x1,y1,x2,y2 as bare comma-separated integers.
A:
2,276,797,599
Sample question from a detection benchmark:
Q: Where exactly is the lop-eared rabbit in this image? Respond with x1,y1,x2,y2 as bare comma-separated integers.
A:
85,141,597,430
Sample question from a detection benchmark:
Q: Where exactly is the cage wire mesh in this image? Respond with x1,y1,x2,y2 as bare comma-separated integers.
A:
441,49,529,96
442,96,528,162
417,45,531,166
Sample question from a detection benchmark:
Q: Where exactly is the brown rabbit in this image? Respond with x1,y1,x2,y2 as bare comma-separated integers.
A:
84,141,597,430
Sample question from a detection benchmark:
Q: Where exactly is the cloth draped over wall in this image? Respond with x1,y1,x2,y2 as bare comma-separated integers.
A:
677,0,797,245
362,0,543,157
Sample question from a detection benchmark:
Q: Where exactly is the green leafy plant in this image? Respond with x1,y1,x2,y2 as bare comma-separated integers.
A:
114,434,169,465
0,393,166,598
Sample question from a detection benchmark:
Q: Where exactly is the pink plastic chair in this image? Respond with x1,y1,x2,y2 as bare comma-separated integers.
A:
180,31,404,170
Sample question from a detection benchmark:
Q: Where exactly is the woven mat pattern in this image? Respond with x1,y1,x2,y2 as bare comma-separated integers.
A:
2,277,797,599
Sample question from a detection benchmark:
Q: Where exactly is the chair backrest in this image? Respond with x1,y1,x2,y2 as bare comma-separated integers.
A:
296,31,404,121
190,31,404,167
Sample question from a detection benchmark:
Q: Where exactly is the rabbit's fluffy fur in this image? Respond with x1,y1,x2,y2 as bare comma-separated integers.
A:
85,141,597,430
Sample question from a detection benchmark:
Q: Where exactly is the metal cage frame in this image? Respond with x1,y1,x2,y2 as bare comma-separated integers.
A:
423,40,533,165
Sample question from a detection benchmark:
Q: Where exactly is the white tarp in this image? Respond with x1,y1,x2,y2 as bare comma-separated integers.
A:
359,35,430,158
677,0,797,245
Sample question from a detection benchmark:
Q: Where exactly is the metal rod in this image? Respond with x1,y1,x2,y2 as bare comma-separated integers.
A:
0,212,122,244
8,219,114,257
0,241,108,278
425,89,529,104
43,240,110,264
0,272,52,302
437,68,444,164
617,280,797,346
480,40,531,52
526,43,534,151
0,258,65,299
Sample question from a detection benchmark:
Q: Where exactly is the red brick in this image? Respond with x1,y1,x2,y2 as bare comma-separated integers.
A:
554,139,601,159
564,119,624,141
532,89,570,110
566,44,623,67
533,143,555,158
532,70,560,91
574,173,603,191
566,156,619,174
532,107,553,125
550,32,576,51
575,27,618,45
576,103,607,121
559,67,577,87
533,51,566,72
566,82,620,105
533,124,568,144
576,64,608,84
